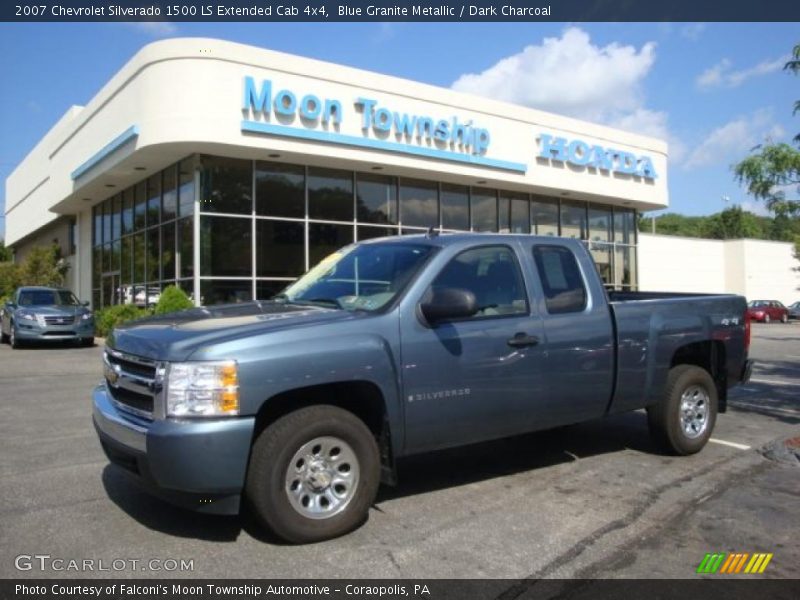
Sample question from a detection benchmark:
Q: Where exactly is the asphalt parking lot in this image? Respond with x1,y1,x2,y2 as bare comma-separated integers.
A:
1,324,798,580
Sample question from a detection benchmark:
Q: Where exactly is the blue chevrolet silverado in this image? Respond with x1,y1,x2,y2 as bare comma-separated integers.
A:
93,234,753,543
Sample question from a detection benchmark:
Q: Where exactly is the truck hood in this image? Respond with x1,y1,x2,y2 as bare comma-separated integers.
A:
106,301,359,361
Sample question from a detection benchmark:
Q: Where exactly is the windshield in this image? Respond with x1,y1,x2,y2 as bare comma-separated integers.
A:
748,301,768,307
18,290,81,307
278,243,434,311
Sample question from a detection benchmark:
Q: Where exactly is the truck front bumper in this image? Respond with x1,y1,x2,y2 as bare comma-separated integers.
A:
92,384,255,515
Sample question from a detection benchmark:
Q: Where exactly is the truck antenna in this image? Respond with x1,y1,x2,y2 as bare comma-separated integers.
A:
426,227,439,238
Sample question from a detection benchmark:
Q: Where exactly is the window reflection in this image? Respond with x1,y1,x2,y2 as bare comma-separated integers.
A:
400,179,438,228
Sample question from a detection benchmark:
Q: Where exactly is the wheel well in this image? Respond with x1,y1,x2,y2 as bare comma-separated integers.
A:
671,341,727,412
253,381,397,484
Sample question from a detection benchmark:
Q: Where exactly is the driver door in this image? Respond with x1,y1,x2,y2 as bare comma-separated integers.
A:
400,244,546,453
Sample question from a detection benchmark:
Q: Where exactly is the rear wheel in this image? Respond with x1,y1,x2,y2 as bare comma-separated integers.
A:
0,329,8,344
647,365,717,455
81,337,95,347
245,405,380,543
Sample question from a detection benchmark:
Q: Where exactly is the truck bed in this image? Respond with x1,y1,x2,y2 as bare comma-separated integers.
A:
606,291,749,415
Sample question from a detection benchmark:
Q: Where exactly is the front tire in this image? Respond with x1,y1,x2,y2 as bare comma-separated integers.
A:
764,314,770,323
9,325,21,349
647,365,717,455
245,405,380,544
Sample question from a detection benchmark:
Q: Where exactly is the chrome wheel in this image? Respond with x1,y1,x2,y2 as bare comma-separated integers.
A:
285,436,359,520
9,326,17,348
680,385,709,439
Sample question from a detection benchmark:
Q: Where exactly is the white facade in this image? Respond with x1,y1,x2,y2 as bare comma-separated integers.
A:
5,38,668,305
639,234,800,304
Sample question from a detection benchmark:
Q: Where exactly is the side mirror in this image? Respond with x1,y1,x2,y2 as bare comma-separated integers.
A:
420,287,478,325
5,301,16,310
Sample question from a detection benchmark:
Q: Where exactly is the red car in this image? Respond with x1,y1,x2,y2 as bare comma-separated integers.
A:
746,300,789,323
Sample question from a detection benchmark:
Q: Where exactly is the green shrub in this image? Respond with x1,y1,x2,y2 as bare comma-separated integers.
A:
95,304,149,338
0,262,22,300
154,285,194,315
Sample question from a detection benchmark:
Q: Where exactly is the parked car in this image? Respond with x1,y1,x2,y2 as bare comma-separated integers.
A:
746,300,789,323
93,234,752,543
788,301,800,320
134,286,161,308
1,286,95,348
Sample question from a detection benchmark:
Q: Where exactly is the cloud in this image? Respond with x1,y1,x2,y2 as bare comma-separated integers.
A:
684,109,784,169
738,200,772,217
451,27,656,124
125,22,178,37
370,22,396,43
607,108,687,164
680,23,706,40
696,55,787,90
450,28,684,162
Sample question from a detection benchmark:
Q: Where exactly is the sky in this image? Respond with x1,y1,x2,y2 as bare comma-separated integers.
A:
0,21,798,238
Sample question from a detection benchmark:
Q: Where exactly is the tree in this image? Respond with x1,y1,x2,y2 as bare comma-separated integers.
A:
0,239,12,262
701,206,765,240
19,245,67,287
733,44,800,216
786,43,800,144
734,143,800,215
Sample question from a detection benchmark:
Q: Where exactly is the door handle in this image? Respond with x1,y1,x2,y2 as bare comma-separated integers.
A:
507,333,540,348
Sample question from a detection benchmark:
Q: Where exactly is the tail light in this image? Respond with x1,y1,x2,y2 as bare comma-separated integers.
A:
744,313,751,352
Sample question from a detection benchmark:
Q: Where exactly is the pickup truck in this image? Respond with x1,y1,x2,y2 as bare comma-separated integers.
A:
93,234,753,543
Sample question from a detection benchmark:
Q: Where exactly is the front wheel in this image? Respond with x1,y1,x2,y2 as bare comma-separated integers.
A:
9,325,21,349
245,405,380,544
764,314,771,323
647,365,718,455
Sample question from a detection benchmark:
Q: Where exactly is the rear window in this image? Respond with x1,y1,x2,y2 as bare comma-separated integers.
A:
533,245,587,314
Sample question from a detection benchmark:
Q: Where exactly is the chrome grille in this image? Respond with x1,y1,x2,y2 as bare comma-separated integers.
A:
104,349,157,418
44,315,77,326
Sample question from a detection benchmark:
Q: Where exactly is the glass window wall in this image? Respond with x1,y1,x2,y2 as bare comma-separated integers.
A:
93,154,639,307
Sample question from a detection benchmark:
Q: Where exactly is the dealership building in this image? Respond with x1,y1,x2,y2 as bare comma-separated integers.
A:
5,38,670,307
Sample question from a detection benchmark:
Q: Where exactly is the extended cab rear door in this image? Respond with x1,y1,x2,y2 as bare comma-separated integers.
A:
523,241,615,424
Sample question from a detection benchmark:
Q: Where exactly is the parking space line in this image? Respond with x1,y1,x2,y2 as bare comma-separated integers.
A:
729,401,800,418
709,438,751,450
748,378,800,387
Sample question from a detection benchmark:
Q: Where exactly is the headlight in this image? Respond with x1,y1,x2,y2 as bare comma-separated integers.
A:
81,312,93,321
166,361,239,417
16,310,36,321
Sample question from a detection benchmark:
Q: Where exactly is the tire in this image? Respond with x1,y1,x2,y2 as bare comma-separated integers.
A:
9,325,21,349
245,405,380,544
781,314,788,324
647,365,718,455
0,329,8,344
764,314,770,323
82,337,95,347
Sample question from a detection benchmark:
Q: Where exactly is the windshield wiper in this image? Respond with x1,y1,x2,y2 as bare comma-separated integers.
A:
301,298,342,308
270,294,341,309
